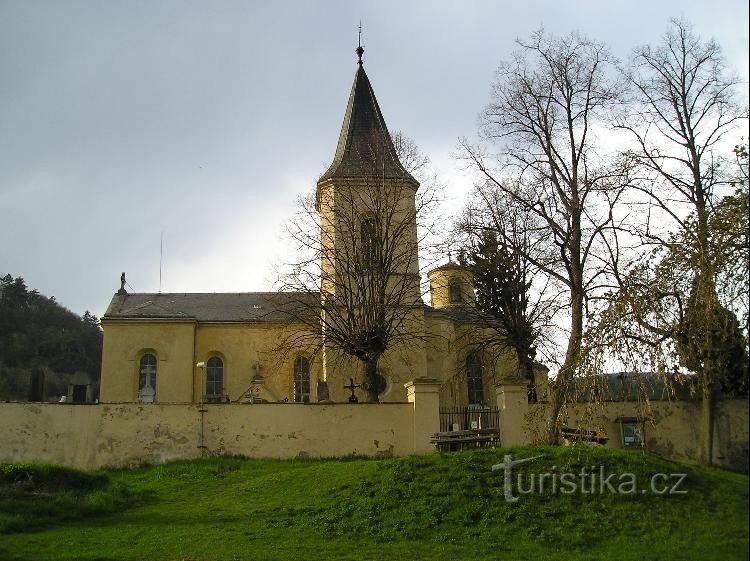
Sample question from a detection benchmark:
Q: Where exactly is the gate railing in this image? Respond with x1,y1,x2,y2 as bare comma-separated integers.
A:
439,406,500,432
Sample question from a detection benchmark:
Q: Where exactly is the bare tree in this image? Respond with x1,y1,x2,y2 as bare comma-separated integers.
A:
605,18,748,464
276,133,441,402
459,30,628,442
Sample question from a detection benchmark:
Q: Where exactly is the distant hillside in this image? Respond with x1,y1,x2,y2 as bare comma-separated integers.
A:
0,274,102,402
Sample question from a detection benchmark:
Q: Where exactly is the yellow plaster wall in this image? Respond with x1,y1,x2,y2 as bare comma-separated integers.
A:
0,402,416,469
318,178,422,303
323,307,429,403
101,321,321,405
523,399,749,471
429,317,518,408
1,398,746,470
100,321,196,403
427,268,475,308
193,323,321,403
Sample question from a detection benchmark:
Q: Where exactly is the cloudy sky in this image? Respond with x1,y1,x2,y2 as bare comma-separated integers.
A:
1,0,747,317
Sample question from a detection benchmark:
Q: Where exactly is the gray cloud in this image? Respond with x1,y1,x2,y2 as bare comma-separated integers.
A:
1,0,747,316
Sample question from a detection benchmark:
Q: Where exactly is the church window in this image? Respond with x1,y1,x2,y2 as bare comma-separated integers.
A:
466,352,484,405
138,353,157,403
449,280,462,303
206,356,224,397
294,356,311,403
360,216,378,268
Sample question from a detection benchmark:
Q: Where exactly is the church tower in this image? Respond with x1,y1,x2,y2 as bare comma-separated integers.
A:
315,44,428,401
315,44,421,301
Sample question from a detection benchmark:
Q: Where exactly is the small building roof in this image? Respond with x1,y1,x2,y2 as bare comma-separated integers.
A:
103,292,320,323
317,51,417,186
568,372,695,402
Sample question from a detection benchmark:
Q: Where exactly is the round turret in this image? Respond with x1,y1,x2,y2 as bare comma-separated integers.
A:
427,261,475,309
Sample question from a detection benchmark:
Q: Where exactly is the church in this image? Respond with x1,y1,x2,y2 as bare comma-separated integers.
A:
1,43,746,472
98,45,524,409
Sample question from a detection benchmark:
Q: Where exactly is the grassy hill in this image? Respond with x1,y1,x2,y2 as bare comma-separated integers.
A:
0,446,747,561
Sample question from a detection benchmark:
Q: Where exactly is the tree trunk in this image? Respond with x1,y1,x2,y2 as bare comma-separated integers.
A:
546,288,584,444
363,358,380,403
702,374,719,466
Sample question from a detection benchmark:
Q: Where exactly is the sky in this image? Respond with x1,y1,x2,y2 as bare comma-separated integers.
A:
1,0,748,318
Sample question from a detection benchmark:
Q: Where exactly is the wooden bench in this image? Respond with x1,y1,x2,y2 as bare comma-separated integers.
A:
560,427,609,445
430,428,501,452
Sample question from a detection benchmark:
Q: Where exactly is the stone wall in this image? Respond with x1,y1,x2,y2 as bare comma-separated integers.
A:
2,388,747,472
0,401,416,469
524,398,749,471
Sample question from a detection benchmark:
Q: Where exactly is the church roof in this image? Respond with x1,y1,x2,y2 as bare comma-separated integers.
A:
317,52,417,186
103,292,320,323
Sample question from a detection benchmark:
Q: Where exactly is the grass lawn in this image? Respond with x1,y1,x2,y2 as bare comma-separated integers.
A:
0,446,747,561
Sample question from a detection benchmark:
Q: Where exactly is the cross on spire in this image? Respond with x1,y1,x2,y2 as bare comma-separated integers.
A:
356,21,364,64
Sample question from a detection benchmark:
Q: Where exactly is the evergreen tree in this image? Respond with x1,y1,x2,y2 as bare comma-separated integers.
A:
677,277,749,397
466,230,538,393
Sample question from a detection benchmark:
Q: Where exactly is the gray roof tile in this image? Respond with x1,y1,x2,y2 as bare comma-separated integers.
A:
103,292,320,323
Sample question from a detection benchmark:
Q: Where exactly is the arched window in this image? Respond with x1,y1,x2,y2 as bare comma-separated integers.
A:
138,353,157,403
206,356,224,397
466,352,484,405
294,356,310,403
360,216,378,268
449,280,462,304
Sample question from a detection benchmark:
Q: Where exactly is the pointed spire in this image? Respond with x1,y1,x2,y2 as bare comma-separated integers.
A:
317,44,417,186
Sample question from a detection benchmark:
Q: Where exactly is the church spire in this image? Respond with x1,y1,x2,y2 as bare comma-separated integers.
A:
317,42,417,186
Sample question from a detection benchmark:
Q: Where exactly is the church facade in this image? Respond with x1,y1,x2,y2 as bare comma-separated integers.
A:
99,48,521,409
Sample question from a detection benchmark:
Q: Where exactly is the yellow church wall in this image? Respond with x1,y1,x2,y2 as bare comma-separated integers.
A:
193,323,321,403
425,315,518,408
0,401,416,469
428,268,476,308
324,344,426,403
100,320,196,403
101,320,322,405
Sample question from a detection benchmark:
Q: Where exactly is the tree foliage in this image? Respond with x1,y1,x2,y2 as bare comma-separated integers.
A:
0,274,102,401
677,278,748,397
467,229,537,374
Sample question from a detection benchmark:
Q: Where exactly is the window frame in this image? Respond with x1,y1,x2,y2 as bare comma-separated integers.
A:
138,352,157,403
619,418,645,448
465,352,484,405
360,215,379,270
205,356,224,397
449,280,462,304
293,356,311,403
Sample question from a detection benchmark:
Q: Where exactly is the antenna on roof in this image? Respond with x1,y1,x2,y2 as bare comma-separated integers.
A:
159,231,164,294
